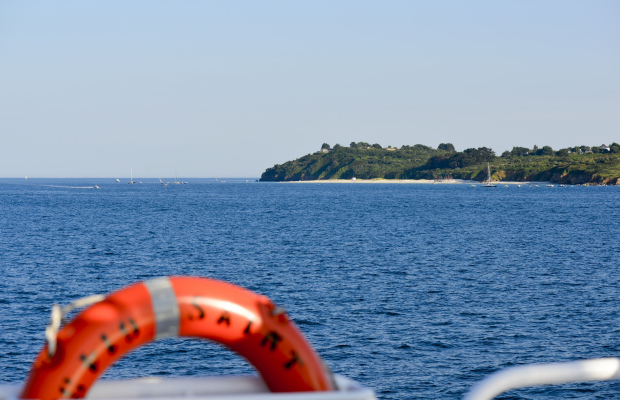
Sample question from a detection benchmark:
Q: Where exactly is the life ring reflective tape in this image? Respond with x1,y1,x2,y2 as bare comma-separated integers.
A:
21,277,335,400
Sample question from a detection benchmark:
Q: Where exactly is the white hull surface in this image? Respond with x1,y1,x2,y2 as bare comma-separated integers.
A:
0,375,375,400
4,360,620,400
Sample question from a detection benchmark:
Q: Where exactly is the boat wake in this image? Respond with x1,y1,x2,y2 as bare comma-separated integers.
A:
42,185,99,189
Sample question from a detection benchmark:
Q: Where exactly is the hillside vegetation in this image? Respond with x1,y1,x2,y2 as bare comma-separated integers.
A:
260,142,620,185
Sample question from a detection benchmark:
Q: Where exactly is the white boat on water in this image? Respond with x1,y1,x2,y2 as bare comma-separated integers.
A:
129,167,135,184
2,277,619,400
481,163,496,187
172,169,181,184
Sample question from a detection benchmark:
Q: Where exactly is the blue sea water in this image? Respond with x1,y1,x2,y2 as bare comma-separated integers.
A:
1,178,619,399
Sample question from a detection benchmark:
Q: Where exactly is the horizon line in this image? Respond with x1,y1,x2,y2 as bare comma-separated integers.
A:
0,176,261,179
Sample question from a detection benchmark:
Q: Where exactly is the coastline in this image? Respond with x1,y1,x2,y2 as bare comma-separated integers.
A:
285,179,541,185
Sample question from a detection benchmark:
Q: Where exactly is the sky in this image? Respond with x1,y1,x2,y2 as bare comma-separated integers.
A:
0,1,618,178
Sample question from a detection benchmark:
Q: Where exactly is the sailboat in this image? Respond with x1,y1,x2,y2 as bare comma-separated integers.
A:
128,167,135,184
172,168,181,184
481,163,496,187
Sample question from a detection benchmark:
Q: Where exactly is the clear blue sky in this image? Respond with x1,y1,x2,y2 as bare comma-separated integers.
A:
1,1,618,178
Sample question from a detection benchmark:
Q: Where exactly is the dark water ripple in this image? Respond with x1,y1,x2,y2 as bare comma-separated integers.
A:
1,179,619,399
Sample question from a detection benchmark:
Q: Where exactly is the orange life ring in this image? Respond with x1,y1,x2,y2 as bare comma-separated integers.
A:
21,277,335,400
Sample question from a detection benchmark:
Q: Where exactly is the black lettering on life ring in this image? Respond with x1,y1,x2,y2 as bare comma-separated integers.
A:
188,297,205,320
217,311,231,326
284,350,301,370
244,320,253,334
260,331,282,351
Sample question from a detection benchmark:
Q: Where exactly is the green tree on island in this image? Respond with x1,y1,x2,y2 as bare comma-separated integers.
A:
438,143,456,152
511,147,530,156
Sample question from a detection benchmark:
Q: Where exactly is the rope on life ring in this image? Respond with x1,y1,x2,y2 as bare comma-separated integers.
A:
21,276,335,400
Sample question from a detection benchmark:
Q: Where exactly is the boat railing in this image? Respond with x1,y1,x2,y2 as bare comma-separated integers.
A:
464,357,620,400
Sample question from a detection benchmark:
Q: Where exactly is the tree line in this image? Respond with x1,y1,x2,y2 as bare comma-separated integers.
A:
261,141,620,184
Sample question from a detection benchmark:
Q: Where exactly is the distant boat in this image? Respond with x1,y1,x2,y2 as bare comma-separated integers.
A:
25,176,28,180
93,185,100,189
172,169,181,184
481,163,496,187
547,184,554,187
128,167,135,184
160,178,168,186
116,179,120,183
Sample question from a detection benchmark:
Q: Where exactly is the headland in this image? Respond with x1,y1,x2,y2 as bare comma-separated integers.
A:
260,142,620,185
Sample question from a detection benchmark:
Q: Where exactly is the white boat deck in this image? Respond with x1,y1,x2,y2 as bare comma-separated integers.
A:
0,375,376,400
3,358,620,399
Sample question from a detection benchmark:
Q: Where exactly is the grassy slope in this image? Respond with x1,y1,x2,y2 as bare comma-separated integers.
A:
261,146,446,181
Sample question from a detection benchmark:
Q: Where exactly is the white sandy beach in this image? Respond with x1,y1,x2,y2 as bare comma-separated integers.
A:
288,179,538,185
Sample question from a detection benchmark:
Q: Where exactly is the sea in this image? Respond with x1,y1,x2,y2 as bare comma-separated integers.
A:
1,178,619,400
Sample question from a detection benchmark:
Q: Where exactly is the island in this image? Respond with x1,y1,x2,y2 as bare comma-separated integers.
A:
260,142,620,185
